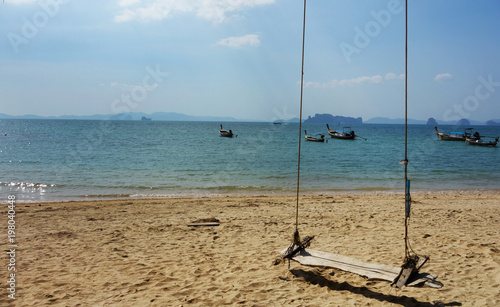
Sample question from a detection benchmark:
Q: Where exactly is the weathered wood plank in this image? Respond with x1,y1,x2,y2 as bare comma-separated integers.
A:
393,264,416,288
284,249,400,282
407,272,443,288
415,255,429,271
282,249,442,288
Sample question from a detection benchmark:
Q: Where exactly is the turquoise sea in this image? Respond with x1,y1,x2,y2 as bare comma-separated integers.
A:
1,119,499,202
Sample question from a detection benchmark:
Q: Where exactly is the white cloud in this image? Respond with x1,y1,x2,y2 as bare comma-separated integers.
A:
305,73,404,89
114,0,275,23
114,9,138,23
5,0,38,4
344,75,384,86
119,0,140,6
217,34,260,48
385,72,405,80
434,73,453,82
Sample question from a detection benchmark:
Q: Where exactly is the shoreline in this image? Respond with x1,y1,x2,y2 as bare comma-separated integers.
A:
6,187,500,204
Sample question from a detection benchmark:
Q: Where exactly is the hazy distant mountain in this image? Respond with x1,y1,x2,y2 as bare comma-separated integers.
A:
2,112,498,125
366,117,488,125
148,112,240,122
0,113,59,119
0,112,241,122
426,117,438,126
365,117,426,124
304,113,362,125
456,118,470,126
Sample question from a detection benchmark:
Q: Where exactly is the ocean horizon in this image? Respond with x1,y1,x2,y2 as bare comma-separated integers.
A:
1,119,499,202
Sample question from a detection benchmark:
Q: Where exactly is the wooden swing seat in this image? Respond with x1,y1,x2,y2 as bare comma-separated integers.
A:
281,248,443,288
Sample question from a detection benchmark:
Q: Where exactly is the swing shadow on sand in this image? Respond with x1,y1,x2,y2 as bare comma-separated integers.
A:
289,269,462,307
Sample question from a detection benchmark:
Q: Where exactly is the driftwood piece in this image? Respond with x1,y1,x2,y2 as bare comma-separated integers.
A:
187,222,220,227
188,218,220,226
281,249,442,288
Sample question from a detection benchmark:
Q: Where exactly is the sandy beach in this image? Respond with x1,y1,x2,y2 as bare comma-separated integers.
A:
1,192,499,306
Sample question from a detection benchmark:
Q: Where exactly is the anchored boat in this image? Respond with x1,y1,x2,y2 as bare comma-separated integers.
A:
304,130,325,142
219,125,234,138
326,124,356,140
434,126,475,141
465,136,498,147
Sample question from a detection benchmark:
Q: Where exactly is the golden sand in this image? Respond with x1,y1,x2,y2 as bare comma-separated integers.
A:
1,192,499,306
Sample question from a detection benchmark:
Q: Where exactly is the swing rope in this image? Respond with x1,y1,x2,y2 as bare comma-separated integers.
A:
273,0,313,267
391,1,430,288
295,0,307,236
279,0,311,261
403,0,420,261
404,0,410,259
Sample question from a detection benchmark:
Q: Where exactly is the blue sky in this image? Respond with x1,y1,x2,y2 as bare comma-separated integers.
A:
1,0,500,122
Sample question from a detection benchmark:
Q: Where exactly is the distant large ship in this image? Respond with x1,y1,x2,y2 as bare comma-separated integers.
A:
141,116,152,121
